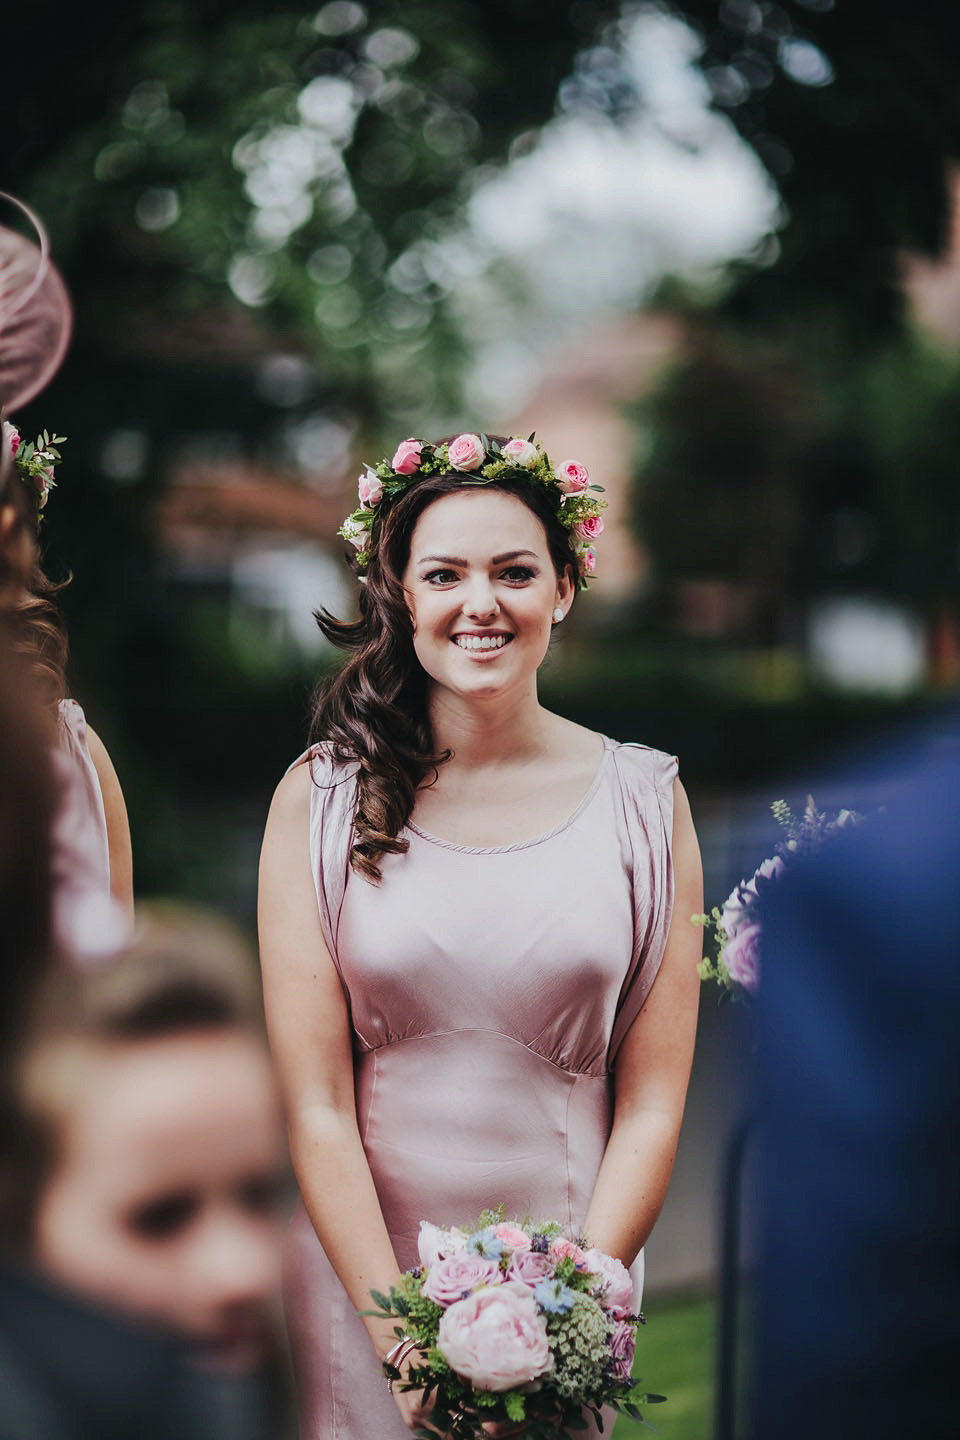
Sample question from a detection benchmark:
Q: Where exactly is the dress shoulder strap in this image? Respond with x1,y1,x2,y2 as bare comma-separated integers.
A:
606,740,679,1063
287,741,359,968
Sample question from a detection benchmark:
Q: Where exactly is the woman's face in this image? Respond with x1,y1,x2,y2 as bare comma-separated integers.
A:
31,1031,288,1372
402,489,572,704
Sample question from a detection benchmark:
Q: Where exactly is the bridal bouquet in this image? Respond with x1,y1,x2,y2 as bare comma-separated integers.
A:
695,795,862,1000
367,1211,663,1439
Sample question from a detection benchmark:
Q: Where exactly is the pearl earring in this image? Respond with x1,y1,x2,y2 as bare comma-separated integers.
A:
552,607,564,624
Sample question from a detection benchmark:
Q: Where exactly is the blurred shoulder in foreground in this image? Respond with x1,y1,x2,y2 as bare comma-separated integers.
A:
753,713,960,1440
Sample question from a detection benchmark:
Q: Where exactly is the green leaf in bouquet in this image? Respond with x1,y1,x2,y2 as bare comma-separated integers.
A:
368,1288,395,1313
503,1391,526,1423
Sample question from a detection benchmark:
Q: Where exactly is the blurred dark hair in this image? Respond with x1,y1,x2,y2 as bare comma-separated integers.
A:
0,434,68,706
0,904,266,1255
0,647,54,1053
311,456,577,881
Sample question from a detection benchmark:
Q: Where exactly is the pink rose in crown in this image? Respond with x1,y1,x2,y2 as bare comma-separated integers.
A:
391,437,422,475
505,1247,555,1291
582,1248,633,1317
501,438,538,468
549,1238,587,1268
579,546,597,578
574,515,604,542
723,921,760,994
417,1221,468,1269
610,1318,637,1381
423,1254,503,1307
447,432,486,472
493,1223,531,1249
3,421,20,459
357,470,383,507
555,459,590,495
437,1281,551,1391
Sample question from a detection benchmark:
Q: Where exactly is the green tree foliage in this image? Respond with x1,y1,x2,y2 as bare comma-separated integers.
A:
634,2,960,628
673,0,960,338
2,0,622,427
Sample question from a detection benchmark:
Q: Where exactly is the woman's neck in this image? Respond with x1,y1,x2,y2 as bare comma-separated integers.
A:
427,682,551,770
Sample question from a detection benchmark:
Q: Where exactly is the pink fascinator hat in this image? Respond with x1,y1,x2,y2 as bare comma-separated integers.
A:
0,190,72,414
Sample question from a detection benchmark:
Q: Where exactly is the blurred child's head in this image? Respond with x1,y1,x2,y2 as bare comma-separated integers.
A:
1,903,289,1373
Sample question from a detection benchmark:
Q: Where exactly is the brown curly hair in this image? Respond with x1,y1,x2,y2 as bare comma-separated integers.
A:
311,463,578,882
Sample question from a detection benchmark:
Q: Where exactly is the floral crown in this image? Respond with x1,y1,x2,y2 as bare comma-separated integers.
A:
338,432,606,590
2,419,65,515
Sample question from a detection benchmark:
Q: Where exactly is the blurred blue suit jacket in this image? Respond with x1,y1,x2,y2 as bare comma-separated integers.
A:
752,717,960,1438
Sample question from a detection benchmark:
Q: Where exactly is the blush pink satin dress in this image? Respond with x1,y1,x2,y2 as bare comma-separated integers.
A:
283,736,678,1439
52,699,129,964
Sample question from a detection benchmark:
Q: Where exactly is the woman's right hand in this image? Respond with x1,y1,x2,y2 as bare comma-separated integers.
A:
389,1356,527,1436
389,1351,439,1432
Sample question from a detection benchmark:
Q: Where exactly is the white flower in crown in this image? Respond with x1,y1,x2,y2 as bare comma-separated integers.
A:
340,515,370,548
501,437,539,468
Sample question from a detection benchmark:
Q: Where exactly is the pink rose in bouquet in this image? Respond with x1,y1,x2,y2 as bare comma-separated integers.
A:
582,1247,634,1317
391,437,422,474
417,1220,468,1269
505,1247,555,1290
436,1281,551,1391
610,1318,637,1381
492,1223,531,1248
447,432,486,471
357,470,383,507
722,921,761,994
550,1237,587,1267
422,1254,503,1307
501,438,538,468
555,459,590,494
579,546,597,578
3,421,20,459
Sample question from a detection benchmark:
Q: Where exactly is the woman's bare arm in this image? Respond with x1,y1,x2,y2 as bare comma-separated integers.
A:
86,725,134,924
258,764,406,1359
582,778,702,1267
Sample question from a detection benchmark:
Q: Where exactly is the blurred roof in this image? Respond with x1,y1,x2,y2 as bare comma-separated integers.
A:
154,461,348,548
901,163,960,345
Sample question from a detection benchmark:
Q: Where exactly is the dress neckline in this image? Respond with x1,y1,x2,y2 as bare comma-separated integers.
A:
405,737,613,855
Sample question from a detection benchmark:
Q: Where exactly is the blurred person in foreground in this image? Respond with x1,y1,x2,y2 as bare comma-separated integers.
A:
0,904,293,1440
752,714,960,1438
1,194,133,964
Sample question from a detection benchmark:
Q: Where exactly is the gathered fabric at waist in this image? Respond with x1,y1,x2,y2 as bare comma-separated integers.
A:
354,1031,613,1270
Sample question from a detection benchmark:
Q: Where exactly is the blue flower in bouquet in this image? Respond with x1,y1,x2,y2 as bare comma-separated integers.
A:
534,1278,578,1314
467,1227,504,1260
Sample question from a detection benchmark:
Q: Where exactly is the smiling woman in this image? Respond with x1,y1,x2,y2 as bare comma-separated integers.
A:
258,429,703,1439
